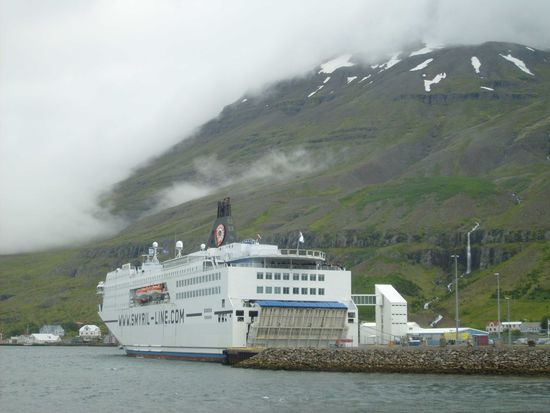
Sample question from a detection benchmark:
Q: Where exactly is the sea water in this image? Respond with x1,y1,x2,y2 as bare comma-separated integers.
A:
1,346,549,413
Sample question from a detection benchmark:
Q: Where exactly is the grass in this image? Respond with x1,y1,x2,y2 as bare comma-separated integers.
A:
341,176,498,210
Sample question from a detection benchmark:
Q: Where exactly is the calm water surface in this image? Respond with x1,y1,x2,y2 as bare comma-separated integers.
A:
1,346,549,413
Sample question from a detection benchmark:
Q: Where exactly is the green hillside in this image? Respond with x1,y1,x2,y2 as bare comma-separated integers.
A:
1,42,549,336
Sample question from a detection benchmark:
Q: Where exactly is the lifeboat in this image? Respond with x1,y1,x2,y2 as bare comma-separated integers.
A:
135,284,164,303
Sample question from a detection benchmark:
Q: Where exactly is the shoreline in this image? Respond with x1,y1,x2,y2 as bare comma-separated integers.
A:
235,346,550,376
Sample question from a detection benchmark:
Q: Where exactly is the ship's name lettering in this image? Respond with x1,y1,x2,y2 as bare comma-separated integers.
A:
118,309,185,327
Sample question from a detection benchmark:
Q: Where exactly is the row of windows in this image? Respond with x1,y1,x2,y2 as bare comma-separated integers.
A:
176,286,221,300
176,272,221,288
257,272,325,282
256,286,325,295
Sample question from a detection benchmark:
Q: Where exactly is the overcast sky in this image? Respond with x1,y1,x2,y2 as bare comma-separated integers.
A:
1,0,549,254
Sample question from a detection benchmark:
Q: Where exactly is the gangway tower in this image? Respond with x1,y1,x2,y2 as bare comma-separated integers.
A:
352,284,408,344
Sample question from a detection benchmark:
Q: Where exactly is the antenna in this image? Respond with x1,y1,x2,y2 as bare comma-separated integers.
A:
175,241,183,258
152,241,159,263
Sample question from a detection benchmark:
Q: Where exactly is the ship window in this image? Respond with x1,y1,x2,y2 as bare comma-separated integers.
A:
348,312,356,318
310,288,316,295
257,286,264,294
318,288,325,295
237,317,244,322
265,272,272,280
310,274,317,281
301,288,308,295
348,319,354,323
293,274,299,281
222,299,225,308
318,274,325,282
274,273,281,280
274,287,281,294
283,287,289,294
265,286,273,294
283,273,290,280
257,272,264,279
249,311,258,317
301,274,308,281
293,287,299,294
236,310,244,316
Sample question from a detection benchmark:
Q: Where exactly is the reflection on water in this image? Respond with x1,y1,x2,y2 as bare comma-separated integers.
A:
1,346,549,413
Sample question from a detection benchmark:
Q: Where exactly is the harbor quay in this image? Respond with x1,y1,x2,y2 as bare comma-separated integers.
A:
234,346,550,376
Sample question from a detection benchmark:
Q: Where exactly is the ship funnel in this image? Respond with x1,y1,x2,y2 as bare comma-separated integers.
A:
207,197,238,248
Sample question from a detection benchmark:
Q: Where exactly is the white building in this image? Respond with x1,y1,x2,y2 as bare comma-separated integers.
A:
40,324,65,337
520,322,541,334
79,325,101,341
374,284,408,344
486,320,501,334
359,322,378,345
501,321,522,331
29,334,61,344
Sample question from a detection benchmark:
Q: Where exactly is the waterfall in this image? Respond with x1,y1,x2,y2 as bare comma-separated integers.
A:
466,222,480,275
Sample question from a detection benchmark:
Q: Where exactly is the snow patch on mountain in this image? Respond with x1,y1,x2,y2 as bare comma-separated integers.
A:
318,54,354,74
307,85,324,97
410,58,433,71
526,46,535,52
471,56,481,74
499,53,534,76
480,86,494,91
383,53,401,69
359,74,371,82
347,76,358,84
424,73,446,92
323,76,331,84
410,46,433,57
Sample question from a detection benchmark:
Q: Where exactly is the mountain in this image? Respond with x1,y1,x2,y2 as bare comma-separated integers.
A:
1,42,549,336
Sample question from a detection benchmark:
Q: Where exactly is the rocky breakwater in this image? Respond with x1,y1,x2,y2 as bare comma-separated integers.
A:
235,347,550,376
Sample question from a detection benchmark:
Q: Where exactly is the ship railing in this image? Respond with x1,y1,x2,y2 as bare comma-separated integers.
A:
280,249,326,260
228,262,343,271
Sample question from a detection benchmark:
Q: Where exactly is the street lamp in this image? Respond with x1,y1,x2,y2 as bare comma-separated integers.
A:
495,272,501,341
451,254,460,343
505,296,511,346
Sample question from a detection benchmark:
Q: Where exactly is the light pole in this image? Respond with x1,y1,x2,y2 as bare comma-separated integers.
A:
506,297,511,346
451,254,460,343
495,272,501,341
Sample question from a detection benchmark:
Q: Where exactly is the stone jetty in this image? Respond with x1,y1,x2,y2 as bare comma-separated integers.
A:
235,346,550,375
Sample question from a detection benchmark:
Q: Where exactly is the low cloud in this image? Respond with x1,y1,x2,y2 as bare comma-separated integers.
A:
151,149,323,214
1,0,549,253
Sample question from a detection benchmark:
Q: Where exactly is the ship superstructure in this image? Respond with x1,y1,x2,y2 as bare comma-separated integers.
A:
97,198,358,360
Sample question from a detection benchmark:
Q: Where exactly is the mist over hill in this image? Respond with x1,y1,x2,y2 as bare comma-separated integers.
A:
1,42,549,335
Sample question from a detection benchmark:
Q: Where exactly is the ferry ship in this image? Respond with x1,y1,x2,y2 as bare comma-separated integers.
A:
97,198,358,360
